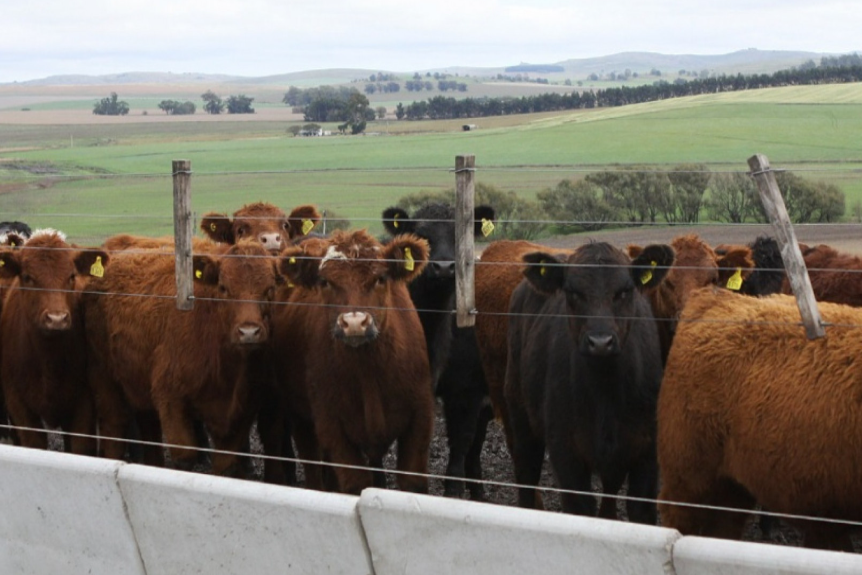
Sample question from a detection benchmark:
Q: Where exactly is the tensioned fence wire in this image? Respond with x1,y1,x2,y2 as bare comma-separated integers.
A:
2,423,862,537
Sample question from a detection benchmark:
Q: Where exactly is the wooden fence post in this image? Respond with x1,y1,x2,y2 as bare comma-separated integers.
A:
748,154,824,339
172,159,194,310
455,155,476,327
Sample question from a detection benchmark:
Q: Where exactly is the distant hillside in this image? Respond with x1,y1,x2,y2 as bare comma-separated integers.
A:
11,49,842,87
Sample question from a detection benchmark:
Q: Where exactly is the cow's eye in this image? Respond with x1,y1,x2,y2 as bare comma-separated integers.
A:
236,227,247,237
21,274,32,285
318,278,329,289
282,222,290,231
614,288,631,302
218,284,228,295
375,275,387,287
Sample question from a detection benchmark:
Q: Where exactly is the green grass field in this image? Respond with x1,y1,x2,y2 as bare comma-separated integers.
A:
2,84,861,241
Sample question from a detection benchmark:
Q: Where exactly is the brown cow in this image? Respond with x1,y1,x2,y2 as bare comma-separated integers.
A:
0,229,108,454
200,202,321,252
782,244,862,307
271,229,435,495
84,240,281,475
657,287,862,550
474,235,753,452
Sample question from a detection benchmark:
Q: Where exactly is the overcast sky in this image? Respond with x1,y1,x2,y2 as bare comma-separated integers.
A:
2,0,860,83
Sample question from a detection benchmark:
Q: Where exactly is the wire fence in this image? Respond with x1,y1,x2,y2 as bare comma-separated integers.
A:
2,161,862,546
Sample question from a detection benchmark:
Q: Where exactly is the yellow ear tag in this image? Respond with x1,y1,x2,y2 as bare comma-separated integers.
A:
640,261,657,285
301,219,314,235
481,218,495,238
9,240,16,247
726,267,743,291
393,214,399,229
90,256,105,278
0,260,5,267
403,247,415,271
210,222,217,232
195,269,203,279
539,259,547,276
289,256,296,265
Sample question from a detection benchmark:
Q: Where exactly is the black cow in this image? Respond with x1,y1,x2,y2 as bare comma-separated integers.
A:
715,235,784,297
382,202,495,499
0,221,32,242
505,241,674,523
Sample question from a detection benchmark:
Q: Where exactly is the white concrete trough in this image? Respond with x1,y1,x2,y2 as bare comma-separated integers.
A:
118,464,373,575
673,536,862,575
358,488,679,575
0,444,145,575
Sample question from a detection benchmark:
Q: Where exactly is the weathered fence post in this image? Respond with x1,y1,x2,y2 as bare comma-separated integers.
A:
172,159,194,310
455,155,476,327
748,154,824,339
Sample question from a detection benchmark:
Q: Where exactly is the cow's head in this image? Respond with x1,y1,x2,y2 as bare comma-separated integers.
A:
192,240,281,346
0,230,109,333
523,242,674,357
382,203,495,282
715,236,784,296
200,203,321,253
280,229,428,348
629,234,753,361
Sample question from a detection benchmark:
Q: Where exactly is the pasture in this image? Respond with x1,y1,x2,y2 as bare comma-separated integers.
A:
1,83,862,241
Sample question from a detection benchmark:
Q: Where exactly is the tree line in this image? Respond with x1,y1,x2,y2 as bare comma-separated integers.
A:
395,62,862,120
395,168,845,240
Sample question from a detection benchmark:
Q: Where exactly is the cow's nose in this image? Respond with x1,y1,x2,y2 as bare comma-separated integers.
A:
43,311,71,331
339,311,373,337
429,261,455,278
258,232,282,252
237,323,263,344
586,333,616,356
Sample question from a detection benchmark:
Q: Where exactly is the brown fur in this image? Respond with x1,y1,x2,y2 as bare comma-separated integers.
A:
83,240,280,475
0,232,108,454
200,202,321,252
269,229,435,494
783,244,862,307
657,287,862,549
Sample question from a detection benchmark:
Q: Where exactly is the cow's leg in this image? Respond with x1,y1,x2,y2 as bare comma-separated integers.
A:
89,367,131,461
395,401,434,494
327,440,374,495
67,393,98,457
464,402,493,501
4,391,47,450
549,444,596,517
292,419,327,490
257,397,292,485
155,399,198,471
508,399,544,509
441,390,484,498
369,455,387,489
625,455,659,525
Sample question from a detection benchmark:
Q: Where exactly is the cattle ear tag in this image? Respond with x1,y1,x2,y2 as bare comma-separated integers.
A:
403,247,415,271
90,256,105,278
726,267,743,291
195,269,203,279
392,214,399,229
301,219,314,235
640,261,657,285
210,222,217,232
289,256,297,265
481,218,495,238
539,259,547,276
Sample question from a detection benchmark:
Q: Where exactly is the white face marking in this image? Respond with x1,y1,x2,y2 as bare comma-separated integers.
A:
319,245,348,269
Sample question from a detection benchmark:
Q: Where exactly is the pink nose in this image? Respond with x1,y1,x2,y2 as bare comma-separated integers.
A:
42,311,71,331
236,323,263,344
338,312,373,337
258,232,283,252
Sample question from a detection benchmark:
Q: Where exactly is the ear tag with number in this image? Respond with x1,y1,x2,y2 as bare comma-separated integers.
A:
640,261,657,285
301,219,314,235
726,267,743,291
195,269,203,279
403,247,415,271
210,222,217,232
481,218,495,237
90,256,105,278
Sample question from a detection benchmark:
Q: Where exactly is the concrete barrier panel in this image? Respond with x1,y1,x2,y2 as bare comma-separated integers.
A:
358,488,679,575
0,444,145,575
118,464,373,575
673,536,862,575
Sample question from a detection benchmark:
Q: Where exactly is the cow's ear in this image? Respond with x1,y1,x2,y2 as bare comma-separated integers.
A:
2,233,26,248
286,204,322,238
74,249,110,279
473,205,496,238
717,247,754,292
522,252,566,294
382,207,415,236
279,246,320,288
384,235,428,282
0,251,21,279
630,244,674,290
627,244,644,260
200,213,234,244
192,254,220,285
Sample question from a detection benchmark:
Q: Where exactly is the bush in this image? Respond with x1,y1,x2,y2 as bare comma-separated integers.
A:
537,179,618,232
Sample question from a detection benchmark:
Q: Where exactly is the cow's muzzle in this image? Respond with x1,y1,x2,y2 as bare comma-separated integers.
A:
334,311,379,347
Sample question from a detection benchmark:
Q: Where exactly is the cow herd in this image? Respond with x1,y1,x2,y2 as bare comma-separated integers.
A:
0,204,861,551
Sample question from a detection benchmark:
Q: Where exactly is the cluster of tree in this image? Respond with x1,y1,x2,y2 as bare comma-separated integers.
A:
395,169,845,240
437,81,469,92
282,86,359,107
405,80,436,92
396,63,862,120
157,100,196,115
301,88,373,134
495,73,550,84
92,92,129,116
199,90,254,114
587,69,644,82
364,82,401,95
368,72,397,82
